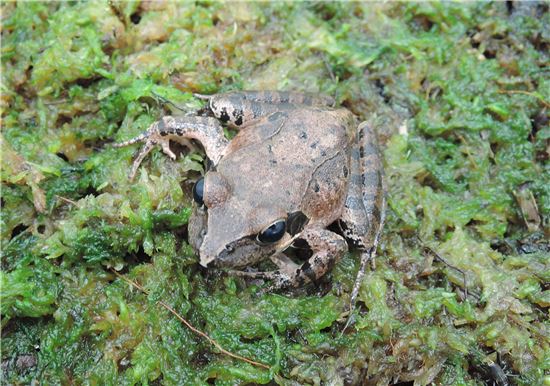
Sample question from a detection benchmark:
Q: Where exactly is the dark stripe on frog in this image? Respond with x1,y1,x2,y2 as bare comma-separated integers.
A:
298,260,318,284
344,195,364,210
338,221,363,247
287,211,309,236
218,107,230,123
231,108,244,126
359,145,378,161
367,204,381,225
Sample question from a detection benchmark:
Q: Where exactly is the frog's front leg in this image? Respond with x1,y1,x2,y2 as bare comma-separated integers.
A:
234,228,348,290
114,116,228,180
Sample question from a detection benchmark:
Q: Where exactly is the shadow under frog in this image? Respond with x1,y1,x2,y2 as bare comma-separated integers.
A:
114,91,385,302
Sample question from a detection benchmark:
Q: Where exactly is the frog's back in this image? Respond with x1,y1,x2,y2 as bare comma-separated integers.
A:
218,107,354,218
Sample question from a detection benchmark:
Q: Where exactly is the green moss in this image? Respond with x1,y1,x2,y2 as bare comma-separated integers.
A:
2,1,548,384
1,235,59,322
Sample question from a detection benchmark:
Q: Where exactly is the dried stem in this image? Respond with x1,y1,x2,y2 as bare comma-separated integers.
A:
111,269,270,369
498,89,550,108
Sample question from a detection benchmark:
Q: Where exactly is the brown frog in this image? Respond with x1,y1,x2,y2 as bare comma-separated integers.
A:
115,91,385,301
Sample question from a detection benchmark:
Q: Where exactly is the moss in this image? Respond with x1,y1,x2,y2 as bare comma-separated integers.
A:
2,1,548,385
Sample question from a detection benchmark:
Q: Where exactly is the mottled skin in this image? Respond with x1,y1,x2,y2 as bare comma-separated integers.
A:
115,91,385,303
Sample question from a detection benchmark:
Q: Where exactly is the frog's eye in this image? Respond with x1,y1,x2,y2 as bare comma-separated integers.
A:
257,219,286,244
193,177,205,206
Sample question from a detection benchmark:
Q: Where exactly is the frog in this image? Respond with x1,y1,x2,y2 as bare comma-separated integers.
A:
114,90,385,305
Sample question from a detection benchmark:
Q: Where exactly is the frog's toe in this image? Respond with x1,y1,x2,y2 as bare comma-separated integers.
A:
128,140,157,180
160,139,177,160
193,93,212,101
112,132,149,148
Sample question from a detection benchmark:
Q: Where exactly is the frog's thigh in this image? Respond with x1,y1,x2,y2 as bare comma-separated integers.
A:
293,228,348,287
337,122,385,250
208,90,334,128
114,116,228,179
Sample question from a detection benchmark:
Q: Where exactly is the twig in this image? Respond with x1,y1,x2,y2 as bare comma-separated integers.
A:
456,134,478,170
56,195,78,206
498,89,550,108
151,91,188,112
417,236,469,299
111,269,270,369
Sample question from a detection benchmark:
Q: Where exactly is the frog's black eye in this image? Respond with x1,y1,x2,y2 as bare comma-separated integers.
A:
257,219,286,244
193,177,205,206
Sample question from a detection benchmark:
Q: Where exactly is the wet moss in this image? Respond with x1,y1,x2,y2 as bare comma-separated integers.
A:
1,1,548,385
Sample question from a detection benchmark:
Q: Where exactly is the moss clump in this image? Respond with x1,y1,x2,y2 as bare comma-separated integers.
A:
2,2,548,385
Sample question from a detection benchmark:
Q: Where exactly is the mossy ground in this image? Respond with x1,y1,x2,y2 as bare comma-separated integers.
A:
1,2,549,385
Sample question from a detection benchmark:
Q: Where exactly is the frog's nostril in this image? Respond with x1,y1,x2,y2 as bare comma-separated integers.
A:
225,244,235,253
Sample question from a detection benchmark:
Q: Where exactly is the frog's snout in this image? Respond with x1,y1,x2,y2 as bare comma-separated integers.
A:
198,244,217,268
199,241,233,268
199,254,216,268
198,238,231,268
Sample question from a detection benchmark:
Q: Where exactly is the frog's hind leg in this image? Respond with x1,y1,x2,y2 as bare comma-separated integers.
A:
337,122,386,324
231,228,348,291
113,116,229,180
217,91,335,107
202,91,335,129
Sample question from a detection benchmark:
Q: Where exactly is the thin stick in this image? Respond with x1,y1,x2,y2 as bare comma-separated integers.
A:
417,237,468,299
111,269,270,369
498,90,550,108
56,195,78,206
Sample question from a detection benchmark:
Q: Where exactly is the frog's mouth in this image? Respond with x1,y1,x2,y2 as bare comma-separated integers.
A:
199,232,302,271
199,235,281,269
199,254,215,268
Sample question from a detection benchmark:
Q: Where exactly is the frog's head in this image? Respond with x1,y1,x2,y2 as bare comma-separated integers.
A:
187,173,308,269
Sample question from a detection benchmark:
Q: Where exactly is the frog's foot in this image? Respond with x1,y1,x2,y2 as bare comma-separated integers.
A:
229,269,295,292
113,116,228,180
114,130,181,180
340,248,376,333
